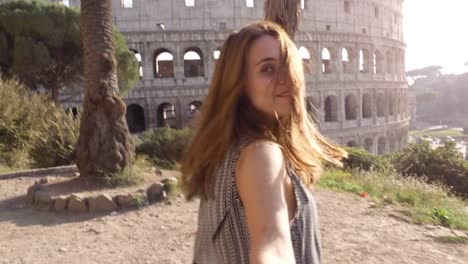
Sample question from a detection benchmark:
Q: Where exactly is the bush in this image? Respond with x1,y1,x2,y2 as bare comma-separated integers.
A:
0,78,79,168
391,141,468,198
341,147,394,173
135,127,192,169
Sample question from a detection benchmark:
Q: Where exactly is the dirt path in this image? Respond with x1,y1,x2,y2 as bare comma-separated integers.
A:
1,176,467,264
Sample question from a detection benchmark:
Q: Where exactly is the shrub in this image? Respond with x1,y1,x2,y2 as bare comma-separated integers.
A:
341,147,394,173
135,127,193,169
391,141,468,198
0,78,79,168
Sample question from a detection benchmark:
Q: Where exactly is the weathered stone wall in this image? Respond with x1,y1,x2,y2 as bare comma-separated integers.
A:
54,0,409,154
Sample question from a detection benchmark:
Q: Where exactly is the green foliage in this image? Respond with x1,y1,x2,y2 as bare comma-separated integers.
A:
318,168,468,230
135,127,193,169
0,0,138,99
434,236,468,244
341,147,394,173
391,141,468,197
109,156,149,186
0,77,79,168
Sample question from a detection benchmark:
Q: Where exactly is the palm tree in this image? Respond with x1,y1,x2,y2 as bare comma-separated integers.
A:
75,0,134,179
264,0,302,39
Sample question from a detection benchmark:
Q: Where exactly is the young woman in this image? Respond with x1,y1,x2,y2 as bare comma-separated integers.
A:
181,21,346,264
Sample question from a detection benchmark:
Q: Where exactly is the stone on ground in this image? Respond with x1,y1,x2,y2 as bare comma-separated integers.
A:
88,194,117,213
67,194,88,213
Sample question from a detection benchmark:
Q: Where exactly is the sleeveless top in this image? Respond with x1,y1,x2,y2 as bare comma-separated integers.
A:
192,137,322,264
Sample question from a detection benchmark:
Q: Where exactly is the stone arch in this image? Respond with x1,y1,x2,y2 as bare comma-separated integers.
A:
186,100,202,119
362,93,372,118
341,47,355,74
378,136,386,155
374,50,384,74
321,47,333,74
130,49,143,78
157,102,177,128
386,49,393,74
154,48,174,78
126,104,146,133
299,46,311,71
213,48,221,60
359,48,370,73
324,95,338,122
377,93,385,117
184,47,205,77
364,138,373,153
345,94,357,120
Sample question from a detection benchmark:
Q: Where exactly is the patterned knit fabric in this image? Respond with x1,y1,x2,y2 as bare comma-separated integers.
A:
192,138,322,264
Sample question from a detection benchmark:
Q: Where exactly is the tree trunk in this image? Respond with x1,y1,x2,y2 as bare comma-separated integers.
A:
75,0,134,179
264,0,301,39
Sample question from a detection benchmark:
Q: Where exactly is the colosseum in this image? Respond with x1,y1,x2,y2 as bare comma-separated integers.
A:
58,0,409,155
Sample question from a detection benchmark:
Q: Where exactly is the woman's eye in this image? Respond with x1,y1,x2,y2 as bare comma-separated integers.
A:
261,65,275,73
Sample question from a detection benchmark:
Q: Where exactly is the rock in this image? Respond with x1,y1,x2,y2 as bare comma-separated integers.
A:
58,247,67,252
451,230,467,237
67,195,88,213
154,168,163,177
73,172,80,177
38,177,48,184
88,194,117,213
147,183,165,203
54,196,68,212
115,194,138,209
34,190,54,210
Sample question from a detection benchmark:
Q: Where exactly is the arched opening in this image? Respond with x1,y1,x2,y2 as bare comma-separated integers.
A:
126,104,146,133
364,138,373,153
213,49,221,60
378,137,386,155
345,94,357,120
157,103,177,128
347,141,359,147
374,50,384,74
246,0,254,8
184,47,204,77
324,95,338,122
186,101,202,119
359,49,370,73
362,93,372,118
130,49,143,78
321,48,332,74
299,46,311,73
342,48,351,73
386,50,393,74
154,49,174,78
377,93,385,117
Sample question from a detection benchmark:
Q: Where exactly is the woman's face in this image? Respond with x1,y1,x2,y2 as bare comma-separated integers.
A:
245,35,293,119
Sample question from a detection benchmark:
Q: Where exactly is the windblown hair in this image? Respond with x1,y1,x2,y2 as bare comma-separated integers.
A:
181,21,347,200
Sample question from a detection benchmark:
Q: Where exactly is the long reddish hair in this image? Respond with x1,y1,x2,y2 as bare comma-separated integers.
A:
181,21,347,200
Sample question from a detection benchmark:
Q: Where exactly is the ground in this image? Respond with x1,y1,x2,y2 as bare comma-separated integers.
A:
0,174,467,264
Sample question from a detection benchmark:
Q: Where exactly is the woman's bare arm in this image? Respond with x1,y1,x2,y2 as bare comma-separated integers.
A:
236,140,296,264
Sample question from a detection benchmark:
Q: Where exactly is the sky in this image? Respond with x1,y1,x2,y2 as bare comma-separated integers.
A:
403,0,468,74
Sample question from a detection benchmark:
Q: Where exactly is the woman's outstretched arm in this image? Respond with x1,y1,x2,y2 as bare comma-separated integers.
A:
236,140,296,264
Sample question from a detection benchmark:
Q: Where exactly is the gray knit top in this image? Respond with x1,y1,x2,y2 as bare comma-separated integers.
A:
192,137,322,264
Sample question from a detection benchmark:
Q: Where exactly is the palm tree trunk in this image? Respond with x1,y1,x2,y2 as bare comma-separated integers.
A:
264,0,302,39
75,0,134,179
